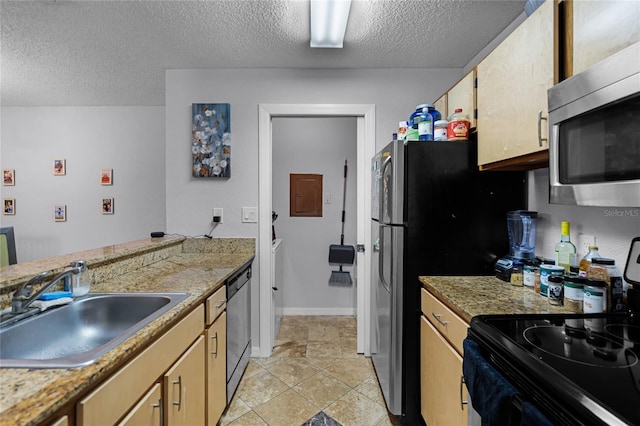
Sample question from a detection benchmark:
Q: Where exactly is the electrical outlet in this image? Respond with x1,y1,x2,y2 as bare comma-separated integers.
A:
324,192,332,204
212,208,223,223
577,234,595,258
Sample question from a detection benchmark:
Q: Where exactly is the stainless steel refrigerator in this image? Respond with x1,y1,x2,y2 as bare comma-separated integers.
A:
370,139,526,424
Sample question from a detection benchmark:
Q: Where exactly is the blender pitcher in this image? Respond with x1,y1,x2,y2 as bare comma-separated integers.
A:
507,211,538,260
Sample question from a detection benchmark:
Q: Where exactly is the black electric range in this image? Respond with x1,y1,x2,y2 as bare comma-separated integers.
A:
469,313,640,426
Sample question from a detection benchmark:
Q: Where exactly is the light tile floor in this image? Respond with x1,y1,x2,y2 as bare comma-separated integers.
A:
219,316,402,426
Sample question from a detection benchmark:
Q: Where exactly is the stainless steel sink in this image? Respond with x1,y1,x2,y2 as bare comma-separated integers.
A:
0,292,189,369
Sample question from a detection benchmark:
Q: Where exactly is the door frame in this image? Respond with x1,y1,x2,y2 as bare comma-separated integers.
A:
258,103,375,357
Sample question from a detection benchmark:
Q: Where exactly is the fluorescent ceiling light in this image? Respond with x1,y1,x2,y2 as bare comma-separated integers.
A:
310,0,352,48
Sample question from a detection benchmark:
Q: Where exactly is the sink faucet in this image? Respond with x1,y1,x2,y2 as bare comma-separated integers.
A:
11,261,87,314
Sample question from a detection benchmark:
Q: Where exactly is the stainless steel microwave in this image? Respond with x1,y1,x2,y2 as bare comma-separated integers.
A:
548,41,640,207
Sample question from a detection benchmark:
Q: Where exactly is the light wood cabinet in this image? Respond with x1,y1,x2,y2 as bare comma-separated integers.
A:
50,416,70,426
164,336,206,426
447,70,476,128
433,95,447,122
420,288,468,355
206,285,226,325
118,383,162,426
207,311,227,425
571,0,640,76
476,0,556,169
420,288,468,426
77,305,204,426
421,316,467,426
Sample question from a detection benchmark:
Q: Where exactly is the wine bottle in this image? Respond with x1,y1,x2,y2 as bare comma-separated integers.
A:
555,221,576,273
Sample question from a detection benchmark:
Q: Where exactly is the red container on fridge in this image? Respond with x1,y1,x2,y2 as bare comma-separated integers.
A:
447,108,470,141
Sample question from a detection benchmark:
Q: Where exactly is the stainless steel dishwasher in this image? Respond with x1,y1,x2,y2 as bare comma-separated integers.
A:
226,261,252,402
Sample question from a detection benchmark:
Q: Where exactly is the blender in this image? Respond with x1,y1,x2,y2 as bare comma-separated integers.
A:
495,210,538,281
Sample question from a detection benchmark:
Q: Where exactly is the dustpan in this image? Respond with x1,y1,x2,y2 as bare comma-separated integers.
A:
329,159,355,286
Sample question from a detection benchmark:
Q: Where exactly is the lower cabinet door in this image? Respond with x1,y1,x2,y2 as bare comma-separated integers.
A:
421,315,468,426
49,416,70,426
164,336,206,426
207,311,227,425
118,383,162,426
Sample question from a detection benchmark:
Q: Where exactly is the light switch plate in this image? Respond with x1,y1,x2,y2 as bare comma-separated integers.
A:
242,207,258,223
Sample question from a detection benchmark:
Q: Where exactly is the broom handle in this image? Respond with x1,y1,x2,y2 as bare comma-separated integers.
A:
340,159,348,246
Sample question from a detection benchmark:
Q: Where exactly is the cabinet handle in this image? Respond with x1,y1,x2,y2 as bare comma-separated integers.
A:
537,111,548,147
460,375,469,409
215,299,226,309
152,398,163,426
432,312,448,327
211,332,219,356
172,376,182,411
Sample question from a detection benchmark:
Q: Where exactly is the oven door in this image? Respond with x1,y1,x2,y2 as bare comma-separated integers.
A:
548,41,640,207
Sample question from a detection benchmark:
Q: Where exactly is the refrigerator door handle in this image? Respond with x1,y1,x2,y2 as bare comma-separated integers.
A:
379,225,391,294
380,155,392,223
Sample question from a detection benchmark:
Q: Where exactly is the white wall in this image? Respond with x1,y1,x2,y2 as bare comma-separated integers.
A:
529,168,640,271
0,107,166,262
165,67,463,344
272,117,358,314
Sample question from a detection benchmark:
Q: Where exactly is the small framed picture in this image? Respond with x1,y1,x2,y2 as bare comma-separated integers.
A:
100,169,113,185
53,159,66,175
53,204,66,222
3,198,15,215
3,169,15,186
102,197,114,214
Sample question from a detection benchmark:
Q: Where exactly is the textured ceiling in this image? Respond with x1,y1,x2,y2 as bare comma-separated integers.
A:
1,0,526,106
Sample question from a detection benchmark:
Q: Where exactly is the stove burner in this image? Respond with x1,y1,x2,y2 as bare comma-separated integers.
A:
604,324,640,344
523,325,639,368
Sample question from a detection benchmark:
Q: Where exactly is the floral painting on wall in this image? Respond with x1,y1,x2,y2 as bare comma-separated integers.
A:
192,103,231,178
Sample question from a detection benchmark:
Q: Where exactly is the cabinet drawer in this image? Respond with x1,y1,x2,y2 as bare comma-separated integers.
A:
206,285,226,326
118,383,162,426
77,305,204,426
421,288,468,355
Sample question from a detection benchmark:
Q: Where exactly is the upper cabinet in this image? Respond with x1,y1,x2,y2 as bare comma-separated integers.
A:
432,69,475,128
433,95,447,122
447,70,476,129
431,0,638,171
571,0,640,75
476,0,556,170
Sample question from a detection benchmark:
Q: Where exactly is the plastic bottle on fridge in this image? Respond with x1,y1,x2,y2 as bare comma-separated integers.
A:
447,108,470,141
424,104,442,127
410,105,432,141
434,120,448,141
417,112,433,141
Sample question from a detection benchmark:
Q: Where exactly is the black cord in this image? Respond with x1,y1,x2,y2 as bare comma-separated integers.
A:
203,222,219,239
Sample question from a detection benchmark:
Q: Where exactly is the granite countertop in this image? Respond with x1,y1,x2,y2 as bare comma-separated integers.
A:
0,237,255,426
420,275,571,324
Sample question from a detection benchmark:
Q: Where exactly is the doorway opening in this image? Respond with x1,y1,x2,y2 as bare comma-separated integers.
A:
258,104,375,357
